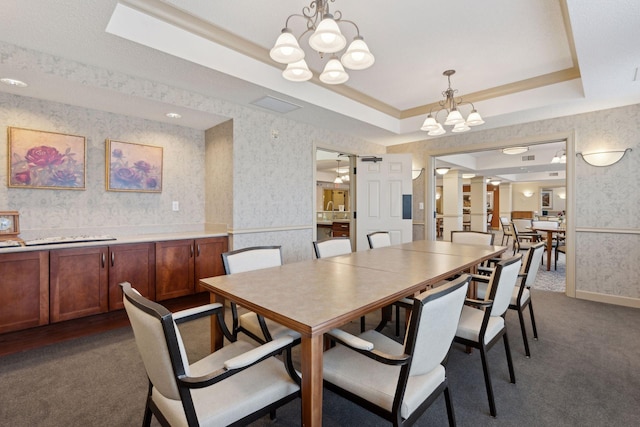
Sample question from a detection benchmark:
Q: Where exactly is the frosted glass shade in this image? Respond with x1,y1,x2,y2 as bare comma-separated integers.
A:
309,17,346,53
421,115,439,131
319,58,349,84
270,30,305,64
282,59,312,82
466,110,485,126
427,123,446,136
451,122,471,133
444,109,464,125
341,37,375,70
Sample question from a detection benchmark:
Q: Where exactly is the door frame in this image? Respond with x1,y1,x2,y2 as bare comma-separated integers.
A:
423,131,575,298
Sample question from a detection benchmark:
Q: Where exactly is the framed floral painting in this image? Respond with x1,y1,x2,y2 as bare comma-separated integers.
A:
8,127,86,190
106,140,163,193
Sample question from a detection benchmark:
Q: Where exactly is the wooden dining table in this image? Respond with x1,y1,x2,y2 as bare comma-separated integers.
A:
199,240,506,426
530,226,566,271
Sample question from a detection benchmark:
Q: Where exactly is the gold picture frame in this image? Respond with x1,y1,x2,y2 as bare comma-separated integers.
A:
8,127,86,190
106,139,163,193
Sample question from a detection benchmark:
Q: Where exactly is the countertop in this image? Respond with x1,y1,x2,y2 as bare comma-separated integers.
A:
0,231,228,254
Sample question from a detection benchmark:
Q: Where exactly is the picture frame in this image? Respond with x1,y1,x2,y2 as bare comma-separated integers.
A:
541,190,553,209
106,139,163,193
8,127,86,190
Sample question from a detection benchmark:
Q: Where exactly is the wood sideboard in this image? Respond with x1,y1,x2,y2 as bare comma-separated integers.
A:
0,234,227,355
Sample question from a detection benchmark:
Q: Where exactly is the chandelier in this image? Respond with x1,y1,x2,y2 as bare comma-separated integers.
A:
421,70,484,135
269,0,374,85
551,150,566,164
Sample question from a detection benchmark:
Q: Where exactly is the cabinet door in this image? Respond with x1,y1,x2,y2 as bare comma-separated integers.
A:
194,237,228,292
0,251,49,334
155,239,195,301
50,246,108,322
108,243,156,311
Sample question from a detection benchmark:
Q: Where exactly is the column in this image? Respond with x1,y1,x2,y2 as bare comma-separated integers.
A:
442,171,462,241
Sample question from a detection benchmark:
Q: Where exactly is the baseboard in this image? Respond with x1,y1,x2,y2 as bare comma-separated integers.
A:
575,290,640,309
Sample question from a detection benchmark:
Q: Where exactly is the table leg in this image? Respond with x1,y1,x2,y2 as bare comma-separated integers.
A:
301,334,323,426
210,293,224,352
545,231,552,271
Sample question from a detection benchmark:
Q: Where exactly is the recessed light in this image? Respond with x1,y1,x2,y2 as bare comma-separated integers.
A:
166,112,182,119
1,78,28,87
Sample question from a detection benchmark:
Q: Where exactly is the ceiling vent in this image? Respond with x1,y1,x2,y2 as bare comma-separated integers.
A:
549,172,559,176
251,96,301,114
521,155,535,161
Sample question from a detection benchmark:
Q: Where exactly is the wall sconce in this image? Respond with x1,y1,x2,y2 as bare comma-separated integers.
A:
435,193,441,200
435,167,450,175
523,191,534,198
577,148,632,167
558,193,566,199
412,168,424,180
489,178,501,186
462,173,476,179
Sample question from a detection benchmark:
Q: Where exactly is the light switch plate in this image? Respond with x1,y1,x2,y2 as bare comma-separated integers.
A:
172,201,179,211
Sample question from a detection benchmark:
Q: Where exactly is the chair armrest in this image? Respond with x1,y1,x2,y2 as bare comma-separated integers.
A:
477,266,494,275
464,298,493,308
224,335,294,370
470,273,490,283
173,303,223,324
326,328,410,366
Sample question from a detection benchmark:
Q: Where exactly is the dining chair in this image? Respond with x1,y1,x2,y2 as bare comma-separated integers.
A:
454,255,522,417
323,275,471,426
367,231,412,337
222,246,300,343
451,230,495,246
476,242,544,357
313,237,367,332
121,282,301,427
511,221,539,255
367,231,392,248
499,217,513,246
555,243,566,270
462,213,471,231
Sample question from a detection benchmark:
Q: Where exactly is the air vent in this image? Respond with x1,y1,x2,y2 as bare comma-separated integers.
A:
549,172,559,176
251,96,301,114
521,155,535,161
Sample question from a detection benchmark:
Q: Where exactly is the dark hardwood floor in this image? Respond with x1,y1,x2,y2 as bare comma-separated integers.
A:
0,292,210,357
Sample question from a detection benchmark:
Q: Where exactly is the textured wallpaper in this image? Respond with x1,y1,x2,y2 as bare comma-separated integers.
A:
0,92,205,240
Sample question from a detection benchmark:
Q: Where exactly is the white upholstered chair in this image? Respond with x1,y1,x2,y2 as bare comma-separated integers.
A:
312,237,352,258
222,246,300,343
121,282,300,427
323,275,471,426
367,231,411,337
476,242,544,357
313,238,367,332
451,230,495,246
499,217,513,246
454,255,522,417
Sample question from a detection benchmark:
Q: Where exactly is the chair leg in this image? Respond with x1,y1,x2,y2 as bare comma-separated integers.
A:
395,305,400,337
528,300,538,340
503,333,516,384
517,307,531,358
479,346,497,417
360,315,365,333
143,404,153,427
443,385,457,427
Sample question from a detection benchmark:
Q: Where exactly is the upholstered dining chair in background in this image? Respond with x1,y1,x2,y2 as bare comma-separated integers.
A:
313,237,367,332
499,217,514,246
511,221,539,255
121,282,301,427
454,255,522,417
451,230,495,246
222,246,300,344
323,275,471,427
367,231,412,337
476,242,544,357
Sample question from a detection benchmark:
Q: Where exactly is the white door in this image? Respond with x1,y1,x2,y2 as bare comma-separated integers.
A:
356,154,413,251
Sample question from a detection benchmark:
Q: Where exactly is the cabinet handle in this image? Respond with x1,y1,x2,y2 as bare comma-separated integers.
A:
190,245,194,258
197,244,201,257
101,253,105,268
111,252,115,267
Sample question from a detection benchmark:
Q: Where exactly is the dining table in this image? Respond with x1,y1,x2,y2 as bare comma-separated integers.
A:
199,240,507,426
530,225,566,271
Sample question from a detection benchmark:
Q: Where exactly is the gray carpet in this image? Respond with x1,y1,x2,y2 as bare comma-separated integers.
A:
2,285,638,426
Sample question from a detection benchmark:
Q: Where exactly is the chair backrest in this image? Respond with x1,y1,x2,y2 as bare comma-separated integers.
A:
500,217,513,234
367,231,391,249
484,255,522,317
532,220,558,229
521,242,545,287
405,275,470,377
451,230,495,246
313,238,352,258
222,246,282,274
512,219,532,232
122,282,187,401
